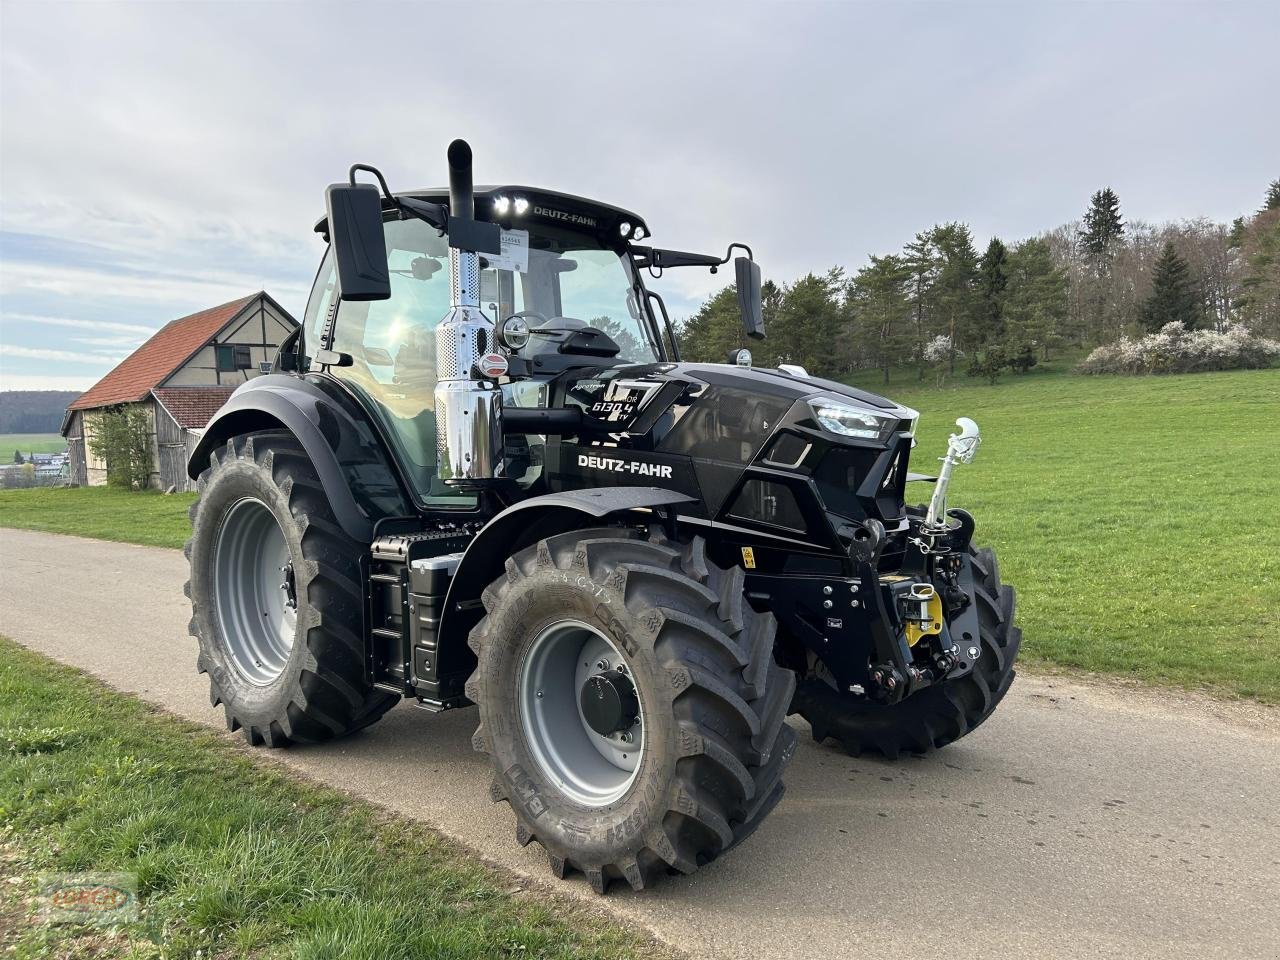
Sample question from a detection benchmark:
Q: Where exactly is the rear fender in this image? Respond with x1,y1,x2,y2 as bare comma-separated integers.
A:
189,375,411,542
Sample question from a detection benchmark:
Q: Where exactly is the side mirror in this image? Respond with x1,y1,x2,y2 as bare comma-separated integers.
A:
325,182,391,301
735,256,765,340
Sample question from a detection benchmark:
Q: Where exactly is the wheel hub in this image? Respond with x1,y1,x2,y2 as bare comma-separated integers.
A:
579,669,639,737
212,497,297,686
518,621,645,807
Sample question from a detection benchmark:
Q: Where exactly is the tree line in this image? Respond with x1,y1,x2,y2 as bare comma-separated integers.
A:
678,180,1280,383
0,391,80,433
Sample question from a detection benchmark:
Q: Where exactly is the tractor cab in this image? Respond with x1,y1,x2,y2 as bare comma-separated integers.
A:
299,177,757,507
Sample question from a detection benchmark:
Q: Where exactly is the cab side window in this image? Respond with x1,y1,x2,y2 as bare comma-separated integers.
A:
309,218,470,506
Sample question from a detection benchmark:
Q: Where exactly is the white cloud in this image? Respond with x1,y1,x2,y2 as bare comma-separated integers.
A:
0,261,307,312
0,344,123,365
0,372,99,391
0,313,156,336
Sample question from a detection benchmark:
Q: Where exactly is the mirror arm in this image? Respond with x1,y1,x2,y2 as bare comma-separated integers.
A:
349,164,394,199
632,242,755,272
347,165,448,233
397,196,449,233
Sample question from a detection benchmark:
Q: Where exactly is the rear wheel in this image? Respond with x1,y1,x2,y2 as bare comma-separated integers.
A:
185,431,396,746
791,544,1020,759
466,527,796,893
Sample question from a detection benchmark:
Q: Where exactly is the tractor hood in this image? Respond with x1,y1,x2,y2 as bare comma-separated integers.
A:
674,363,903,410
560,361,917,443
553,360,919,525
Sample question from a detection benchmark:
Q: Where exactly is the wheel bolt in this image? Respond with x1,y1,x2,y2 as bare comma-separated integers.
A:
596,659,609,671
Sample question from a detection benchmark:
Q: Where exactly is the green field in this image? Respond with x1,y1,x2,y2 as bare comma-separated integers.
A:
847,364,1280,702
0,638,661,959
0,486,197,549
0,433,66,456
0,368,1277,702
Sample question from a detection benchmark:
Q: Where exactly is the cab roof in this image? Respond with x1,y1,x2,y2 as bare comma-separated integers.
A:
314,185,649,242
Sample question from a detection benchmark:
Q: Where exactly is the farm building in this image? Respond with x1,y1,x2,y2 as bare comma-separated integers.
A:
62,293,298,491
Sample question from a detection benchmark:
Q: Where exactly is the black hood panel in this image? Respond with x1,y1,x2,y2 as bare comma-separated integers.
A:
678,363,901,409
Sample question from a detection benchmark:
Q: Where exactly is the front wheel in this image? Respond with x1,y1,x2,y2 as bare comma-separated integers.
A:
185,431,396,746
791,544,1020,759
466,527,796,893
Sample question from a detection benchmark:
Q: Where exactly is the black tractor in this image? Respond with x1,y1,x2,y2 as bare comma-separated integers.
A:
185,140,1020,893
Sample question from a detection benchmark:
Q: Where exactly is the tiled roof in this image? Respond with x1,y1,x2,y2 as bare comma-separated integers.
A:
151,387,238,429
68,294,259,411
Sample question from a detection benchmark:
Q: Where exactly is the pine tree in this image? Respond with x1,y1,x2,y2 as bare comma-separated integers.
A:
976,237,1009,346
1228,216,1247,249
1264,179,1280,212
902,231,941,380
13,450,23,464
770,269,846,377
678,285,742,362
1078,188,1126,343
1141,242,1201,332
1079,188,1125,256
849,254,912,385
1003,237,1069,358
929,223,980,374
1236,209,1280,336
1259,179,1280,213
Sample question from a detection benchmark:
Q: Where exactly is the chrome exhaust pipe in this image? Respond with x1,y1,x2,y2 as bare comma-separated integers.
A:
434,139,502,486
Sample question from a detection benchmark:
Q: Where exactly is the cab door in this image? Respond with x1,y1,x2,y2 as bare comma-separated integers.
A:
302,217,471,507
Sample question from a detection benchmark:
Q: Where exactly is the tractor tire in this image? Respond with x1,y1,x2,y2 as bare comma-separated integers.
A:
466,527,797,893
185,431,396,746
791,544,1020,759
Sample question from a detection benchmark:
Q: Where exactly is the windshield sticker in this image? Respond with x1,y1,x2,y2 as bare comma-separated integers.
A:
485,229,529,273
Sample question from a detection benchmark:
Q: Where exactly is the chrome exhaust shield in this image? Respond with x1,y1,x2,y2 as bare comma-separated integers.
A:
433,140,502,486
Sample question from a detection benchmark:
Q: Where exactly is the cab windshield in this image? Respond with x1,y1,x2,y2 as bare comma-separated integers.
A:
483,222,659,364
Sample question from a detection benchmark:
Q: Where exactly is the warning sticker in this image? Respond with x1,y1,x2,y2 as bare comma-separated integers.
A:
741,547,756,569
484,229,529,273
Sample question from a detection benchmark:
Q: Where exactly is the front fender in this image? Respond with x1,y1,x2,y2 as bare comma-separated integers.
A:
190,375,411,542
437,487,694,668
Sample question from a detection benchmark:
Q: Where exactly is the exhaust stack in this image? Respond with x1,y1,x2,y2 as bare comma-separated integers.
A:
434,139,503,486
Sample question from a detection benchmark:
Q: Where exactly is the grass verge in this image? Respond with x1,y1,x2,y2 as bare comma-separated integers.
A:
0,487,196,549
0,637,668,960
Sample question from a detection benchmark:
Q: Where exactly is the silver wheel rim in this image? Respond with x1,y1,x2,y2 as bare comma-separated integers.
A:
519,620,644,808
213,497,297,686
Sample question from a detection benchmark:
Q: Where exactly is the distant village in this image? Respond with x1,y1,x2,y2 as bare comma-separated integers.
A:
0,447,69,488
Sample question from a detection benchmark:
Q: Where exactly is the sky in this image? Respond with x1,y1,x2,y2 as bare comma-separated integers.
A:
1,0,1277,392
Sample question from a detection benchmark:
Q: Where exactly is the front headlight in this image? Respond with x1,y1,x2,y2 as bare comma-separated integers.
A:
808,396,901,443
